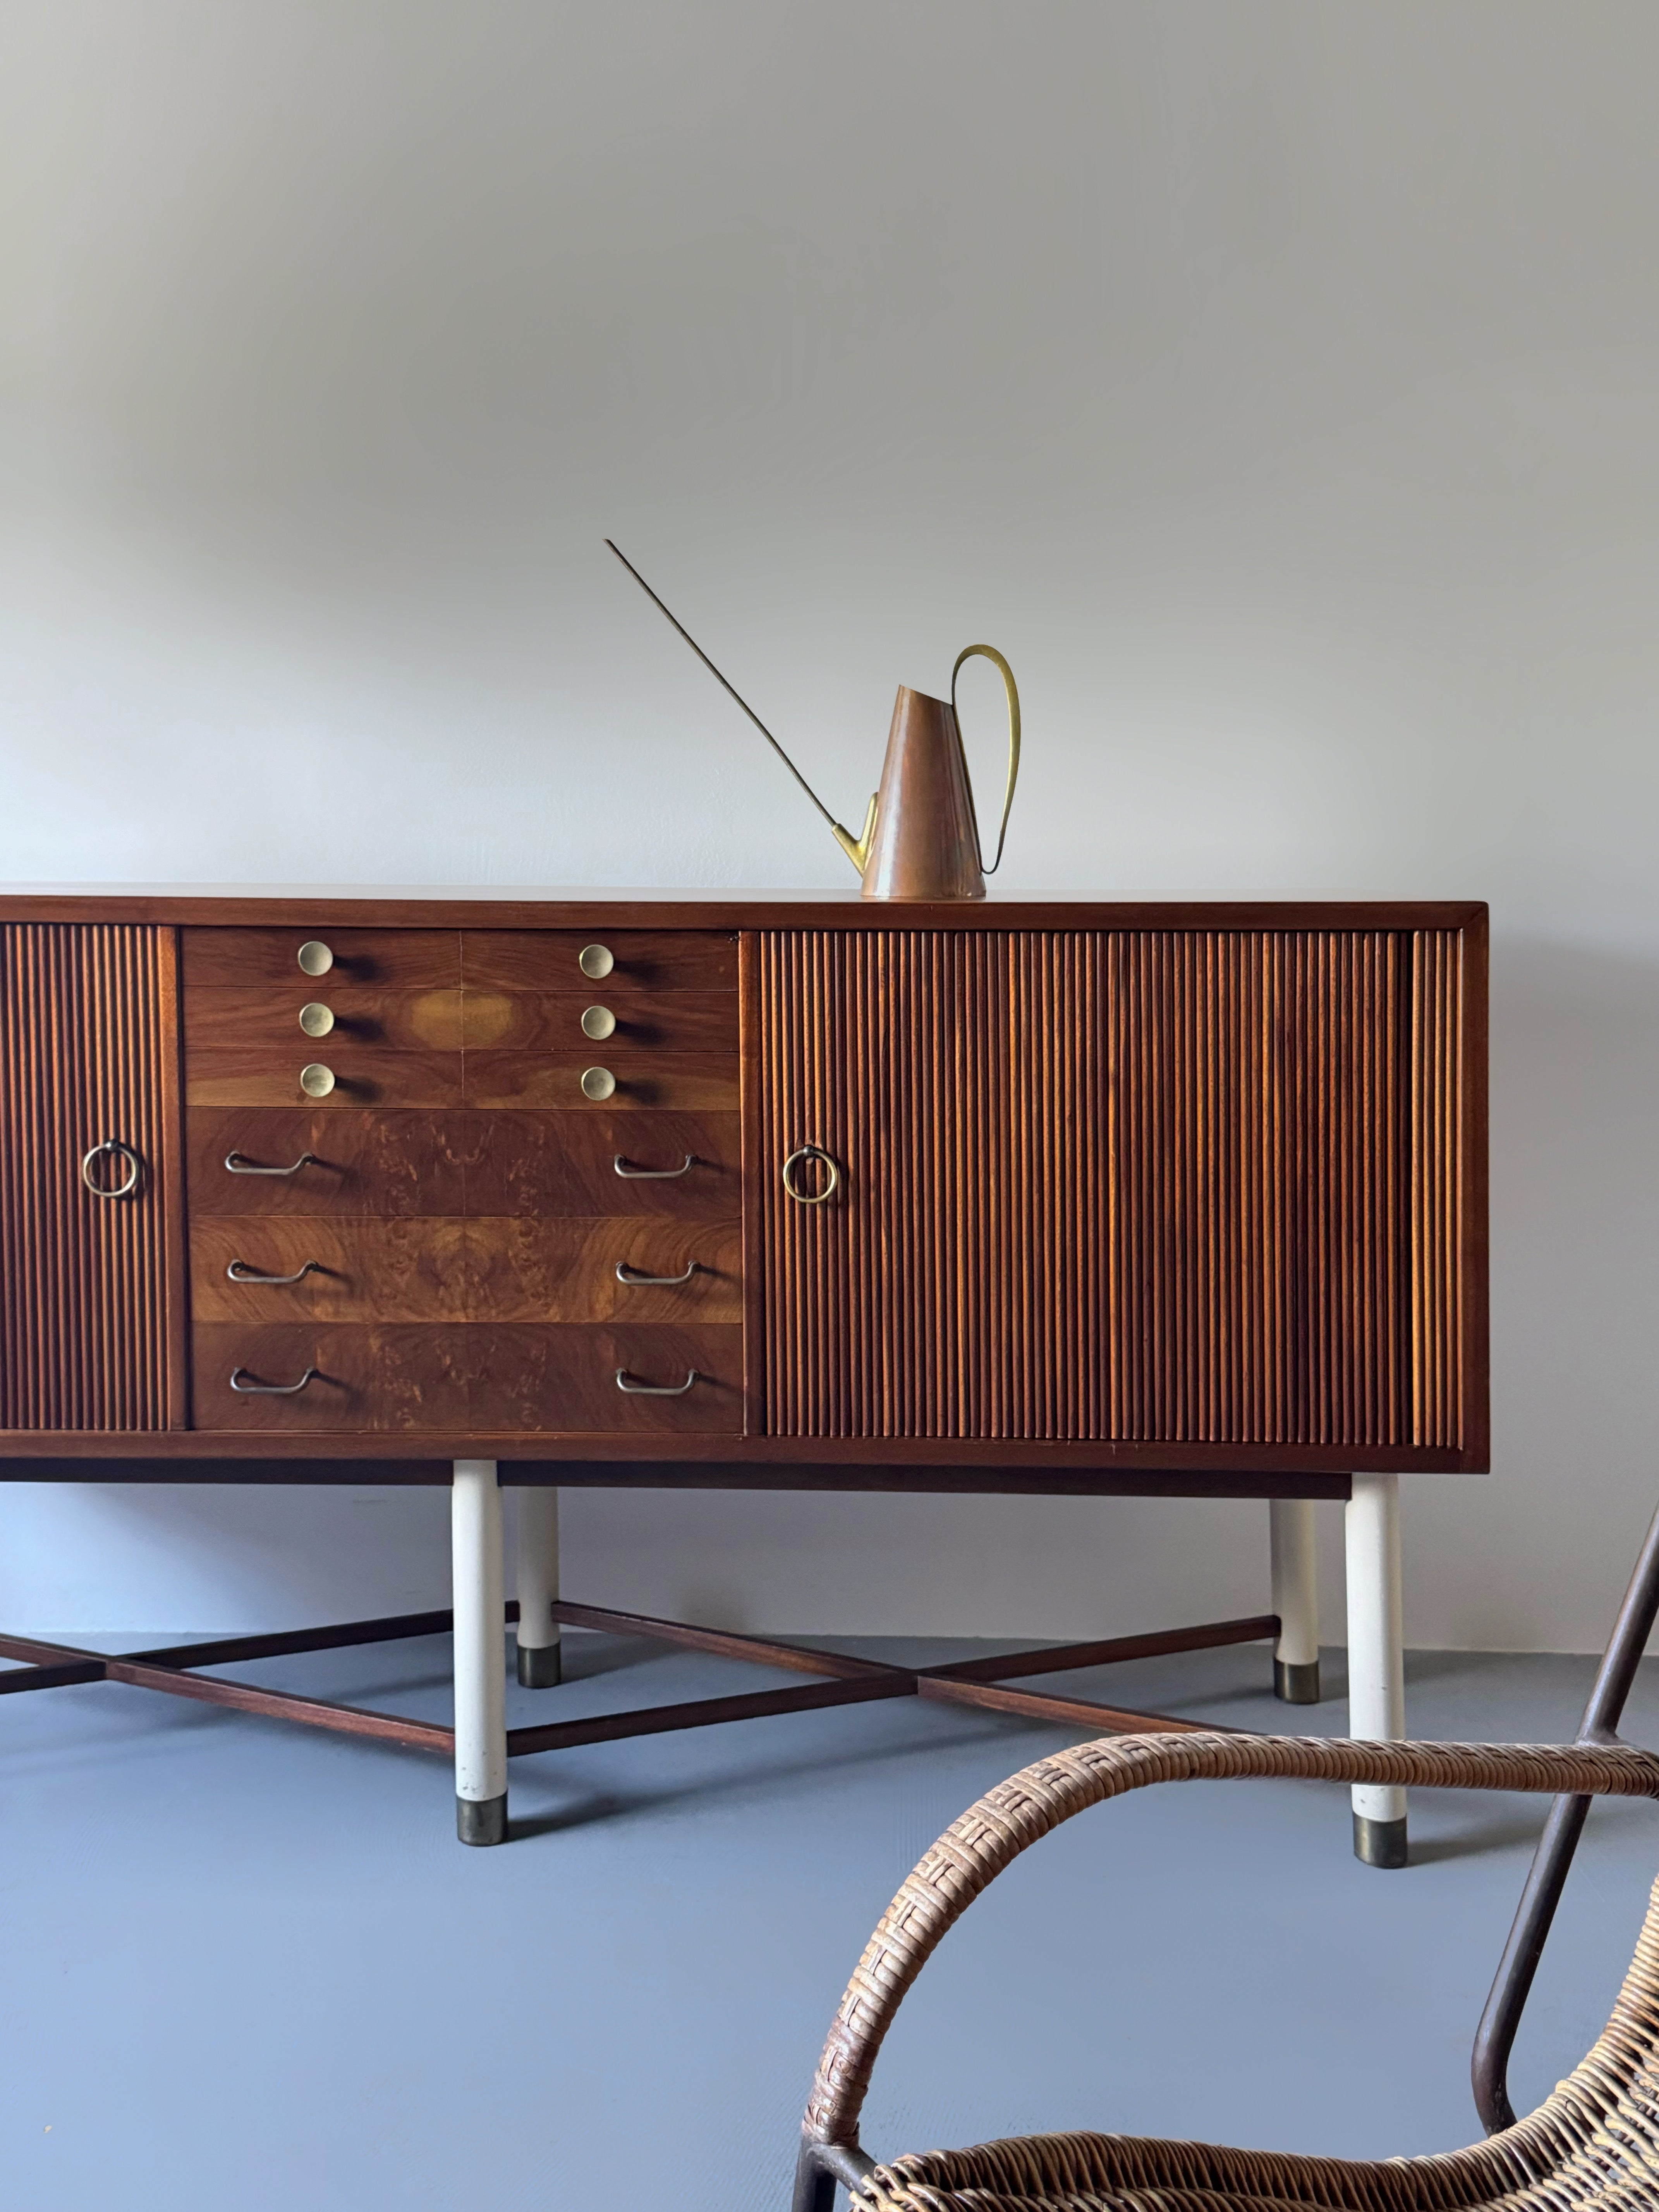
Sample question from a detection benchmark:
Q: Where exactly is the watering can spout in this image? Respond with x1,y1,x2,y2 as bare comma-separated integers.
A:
831,793,880,875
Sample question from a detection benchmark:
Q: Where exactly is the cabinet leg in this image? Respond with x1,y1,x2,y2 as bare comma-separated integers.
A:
515,1485,563,1688
453,1458,507,1846
1345,1472,1407,1867
1269,1497,1321,1704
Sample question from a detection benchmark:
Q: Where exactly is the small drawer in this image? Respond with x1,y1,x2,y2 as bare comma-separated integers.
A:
460,991,736,1054
464,1051,738,1113
186,1045,464,1109
182,929,461,989
461,931,737,993
191,1218,470,1321
186,987,465,1054
466,1218,741,1323
462,1111,740,1218
186,1109,470,1216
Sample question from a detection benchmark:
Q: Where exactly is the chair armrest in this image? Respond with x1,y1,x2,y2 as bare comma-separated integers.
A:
803,1729,1659,2152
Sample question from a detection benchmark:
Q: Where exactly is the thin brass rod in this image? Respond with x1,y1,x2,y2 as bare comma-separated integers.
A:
604,539,839,829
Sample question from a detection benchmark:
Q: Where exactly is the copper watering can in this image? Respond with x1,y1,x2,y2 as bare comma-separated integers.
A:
607,543,1020,900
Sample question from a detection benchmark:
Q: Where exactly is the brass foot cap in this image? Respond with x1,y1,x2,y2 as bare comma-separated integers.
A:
1353,1812,1408,1868
457,1793,508,1847
1274,1657,1322,1705
517,1641,563,1689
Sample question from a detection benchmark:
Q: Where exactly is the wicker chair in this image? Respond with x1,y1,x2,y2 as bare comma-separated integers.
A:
791,1731,1659,2212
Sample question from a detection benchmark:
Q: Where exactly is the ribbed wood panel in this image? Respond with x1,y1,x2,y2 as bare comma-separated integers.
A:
0,925,174,1429
757,929,1465,1447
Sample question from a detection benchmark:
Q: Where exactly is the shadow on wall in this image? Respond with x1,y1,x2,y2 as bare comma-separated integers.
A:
5,934,1659,1649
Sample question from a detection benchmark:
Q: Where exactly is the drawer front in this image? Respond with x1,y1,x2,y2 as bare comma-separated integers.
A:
187,986,465,1054
187,1110,469,1216
186,1046,464,1109
192,1216,740,1324
462,931,737,993
182,929,461,988
460,991,736,1054
193,1322,742,1431
187,1108,740,1218
464,1051,737,1112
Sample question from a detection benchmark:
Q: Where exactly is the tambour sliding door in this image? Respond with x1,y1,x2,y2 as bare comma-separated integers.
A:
752,926,1484,1462
0,924,184,1431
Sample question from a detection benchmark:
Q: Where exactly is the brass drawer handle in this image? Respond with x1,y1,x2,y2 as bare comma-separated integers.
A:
230,1366,319,1395
613,1153,696,1179
225,1151,318,1177
781,1143,840,1205
227,1258,323,1286
81,1139,142,1199
615,1367,701,1396
615,1260,699,1287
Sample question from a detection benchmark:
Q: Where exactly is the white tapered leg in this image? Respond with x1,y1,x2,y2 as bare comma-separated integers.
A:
515,1486,562,1688
452,1458,507,1846
1345,1472,1407,1867
1269,1498,1321,1704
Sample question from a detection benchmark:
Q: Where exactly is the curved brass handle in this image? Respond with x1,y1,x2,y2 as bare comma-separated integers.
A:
81,1139,142,1199
225,1151,318,1177
951,644,1020,876
615,1260,699,1286
613,1153,696,1179
229,1366,319,1395
615,1367,701,1395
781,1144,840,1206
227,1258,323,1285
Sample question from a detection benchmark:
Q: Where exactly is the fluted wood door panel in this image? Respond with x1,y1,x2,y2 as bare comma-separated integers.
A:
755,928,1482,1456
1,924,182,1429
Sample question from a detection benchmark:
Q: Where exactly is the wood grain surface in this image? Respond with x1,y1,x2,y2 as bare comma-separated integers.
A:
756,926,1485,1454
192,1321,742,1431
185,1045,465,1109
459,929,738,992
190,1216,742,1322
0,924,178,1429
462,1050,738,1112
184,986,466,1052
181,928,462,988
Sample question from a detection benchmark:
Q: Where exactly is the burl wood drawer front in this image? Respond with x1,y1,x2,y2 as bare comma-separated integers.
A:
758,927,1480,1452
193,1323,741,1431
187,1109,740,1218
182,929,461,988
187,1110,469,1216
191,1217,741,1323
461,931,738,993
186,986,466,1053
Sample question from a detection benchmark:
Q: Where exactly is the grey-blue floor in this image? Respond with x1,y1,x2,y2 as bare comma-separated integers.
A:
5,1632,1658,2212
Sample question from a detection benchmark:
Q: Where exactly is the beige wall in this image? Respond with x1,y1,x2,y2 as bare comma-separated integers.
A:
4,2,1659,1647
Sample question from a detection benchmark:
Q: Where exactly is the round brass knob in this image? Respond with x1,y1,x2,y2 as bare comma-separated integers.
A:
579,943,614,980
297,941,333,977
299,1002,335,1037
580,1004,617,1041
299,1063,336,1098
580,1065,617,1101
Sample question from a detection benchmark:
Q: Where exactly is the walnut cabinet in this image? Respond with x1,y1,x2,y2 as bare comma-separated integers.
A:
0,897,1488,1487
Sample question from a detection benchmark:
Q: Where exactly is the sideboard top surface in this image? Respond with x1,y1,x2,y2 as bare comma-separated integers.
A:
0,889,1488,933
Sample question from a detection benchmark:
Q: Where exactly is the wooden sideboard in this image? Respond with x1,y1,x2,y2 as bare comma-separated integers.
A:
0,893,1488,1854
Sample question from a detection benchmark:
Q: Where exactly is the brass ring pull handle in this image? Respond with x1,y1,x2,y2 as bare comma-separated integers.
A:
225,1151,318,1177
951,644,1020,876
229,1366,319,1395
781,1143,840,1205
615,1367,701,1395
613,1153,696,1179
81,1139,142,1199
615,1260,699,1286
227,1258,323,1285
